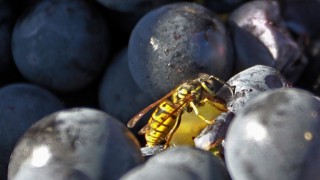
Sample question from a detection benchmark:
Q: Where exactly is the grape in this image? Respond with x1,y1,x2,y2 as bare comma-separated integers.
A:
2,0,320,179
228,0,305,82
121,147,231,180
282,0,320,96
8,108,144,180
195,65,289,155
217,65,290,113
99,48,153,124
0,83,64,180
128,2,233,99
99,48,153,144
225,88,320,180
121,163,199,180
11,0,109,92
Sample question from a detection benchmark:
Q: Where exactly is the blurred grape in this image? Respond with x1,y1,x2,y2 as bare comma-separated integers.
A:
12,0,109,92
8,108,144,180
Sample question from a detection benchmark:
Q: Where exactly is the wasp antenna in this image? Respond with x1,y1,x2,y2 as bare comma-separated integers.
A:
208,75,226,84
198,73,210,79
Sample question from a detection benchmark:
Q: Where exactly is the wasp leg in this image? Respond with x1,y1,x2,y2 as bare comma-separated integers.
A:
202,98,228,112
164,112,183,148
200,81,216,97
190,101,214,124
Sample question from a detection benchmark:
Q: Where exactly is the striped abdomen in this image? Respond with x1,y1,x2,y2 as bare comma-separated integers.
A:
145,100,180,147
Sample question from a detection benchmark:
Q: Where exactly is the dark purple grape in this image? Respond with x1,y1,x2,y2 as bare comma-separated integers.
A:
8,108,144,180
128,2,233,99
12,0,109,93
225,88,320,180
121,147,230,180
0,83,64,180
228,0,305,82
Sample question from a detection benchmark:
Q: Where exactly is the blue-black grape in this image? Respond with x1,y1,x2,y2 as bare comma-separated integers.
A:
3,0,320,179
99,48,153,124
225,88,320,180
195,65,289,155
99,48,153,144
128,2,233,99
121,163,200,180
0,83,64,180
12,0,109,93
121,146,231,180
8,108,144,180
217,65,290,113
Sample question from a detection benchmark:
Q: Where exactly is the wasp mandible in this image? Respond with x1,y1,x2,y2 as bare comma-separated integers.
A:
127,73,235,148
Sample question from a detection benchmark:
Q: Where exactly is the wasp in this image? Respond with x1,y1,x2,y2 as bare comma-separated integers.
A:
127,73,235,148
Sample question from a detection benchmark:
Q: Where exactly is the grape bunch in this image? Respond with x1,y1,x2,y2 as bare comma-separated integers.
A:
1,0,320,180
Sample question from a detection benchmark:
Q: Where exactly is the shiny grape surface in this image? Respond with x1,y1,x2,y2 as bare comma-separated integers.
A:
225,88,320,180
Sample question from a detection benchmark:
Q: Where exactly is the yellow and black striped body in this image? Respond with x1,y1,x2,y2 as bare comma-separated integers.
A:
145,81,205,147
127,73,235,148
145,101,179,147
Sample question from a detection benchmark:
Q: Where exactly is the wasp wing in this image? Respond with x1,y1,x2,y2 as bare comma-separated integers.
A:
127,88,177,128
